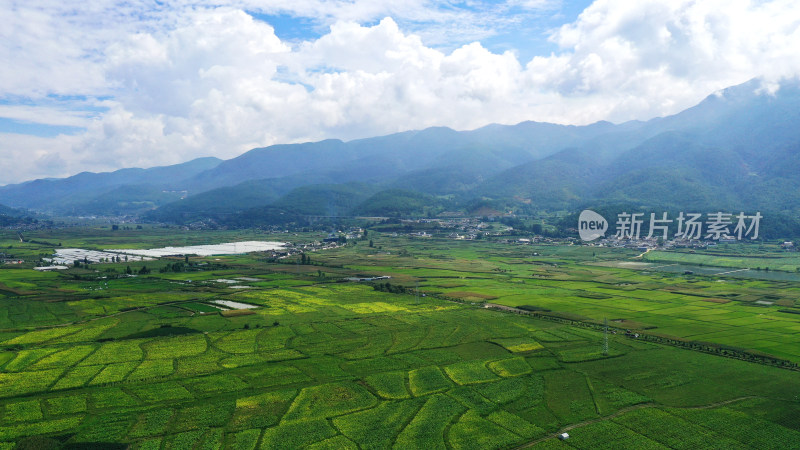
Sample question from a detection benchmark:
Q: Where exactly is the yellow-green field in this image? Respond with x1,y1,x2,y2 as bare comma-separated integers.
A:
0,228,798,448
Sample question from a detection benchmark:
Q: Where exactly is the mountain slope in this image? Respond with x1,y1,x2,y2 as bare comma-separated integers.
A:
0,157,221,213
5,78,800,220
473,78,800,214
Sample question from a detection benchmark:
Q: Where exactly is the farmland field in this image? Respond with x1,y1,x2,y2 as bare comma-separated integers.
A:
0,227,799,448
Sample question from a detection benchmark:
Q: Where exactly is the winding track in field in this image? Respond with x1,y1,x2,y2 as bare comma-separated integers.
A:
514,395,759,449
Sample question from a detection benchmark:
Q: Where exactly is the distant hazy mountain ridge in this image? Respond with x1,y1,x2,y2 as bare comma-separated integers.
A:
2,78,799,222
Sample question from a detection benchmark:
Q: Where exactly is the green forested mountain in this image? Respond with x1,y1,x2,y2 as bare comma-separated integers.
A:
4,78,800,222
270,183,381,216
144,179,287,224
0,203,26,217
473,79,800,214
0,203,38,227
353,189,447,217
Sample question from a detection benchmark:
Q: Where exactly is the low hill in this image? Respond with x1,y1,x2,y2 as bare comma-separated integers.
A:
0,157,222,214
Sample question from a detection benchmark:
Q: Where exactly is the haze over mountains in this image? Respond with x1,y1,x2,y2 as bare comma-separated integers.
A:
2,78,800,224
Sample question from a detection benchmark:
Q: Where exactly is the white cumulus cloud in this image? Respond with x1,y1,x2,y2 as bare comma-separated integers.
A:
1,0,800,184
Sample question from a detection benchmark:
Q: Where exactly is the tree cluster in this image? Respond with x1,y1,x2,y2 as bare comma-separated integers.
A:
159,262,185,273
372,282,407,294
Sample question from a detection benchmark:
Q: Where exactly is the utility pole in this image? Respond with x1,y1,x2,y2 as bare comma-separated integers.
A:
603,317,609,356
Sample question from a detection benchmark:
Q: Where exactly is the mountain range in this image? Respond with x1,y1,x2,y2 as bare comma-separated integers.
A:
2,78,800,228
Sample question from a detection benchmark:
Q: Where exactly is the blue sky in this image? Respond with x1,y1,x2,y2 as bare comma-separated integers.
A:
0,118,84,138
1,0,798,184
250,1,594,59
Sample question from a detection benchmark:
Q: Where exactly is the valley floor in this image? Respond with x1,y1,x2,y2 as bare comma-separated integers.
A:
0,228,798,448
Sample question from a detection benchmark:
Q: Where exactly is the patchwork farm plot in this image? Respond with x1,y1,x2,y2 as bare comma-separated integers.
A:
0,228,799,448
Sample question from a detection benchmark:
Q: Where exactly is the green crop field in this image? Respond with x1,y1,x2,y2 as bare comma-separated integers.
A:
0,228,799,448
